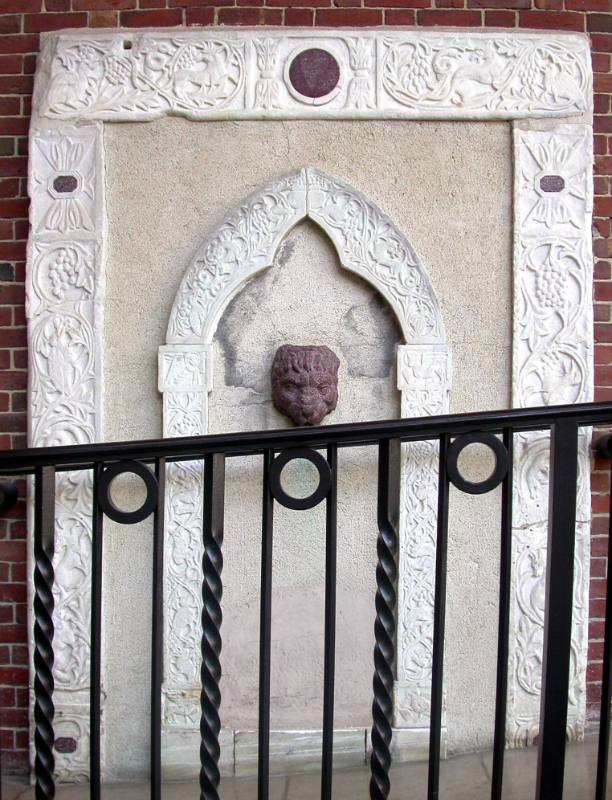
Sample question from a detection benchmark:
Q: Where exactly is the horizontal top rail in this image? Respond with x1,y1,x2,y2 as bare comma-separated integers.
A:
2,401,612,475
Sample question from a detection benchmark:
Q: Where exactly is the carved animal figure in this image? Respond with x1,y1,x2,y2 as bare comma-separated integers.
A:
271,345,340,426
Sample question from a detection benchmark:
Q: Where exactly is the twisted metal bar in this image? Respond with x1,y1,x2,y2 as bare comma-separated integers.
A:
370,439,401,800
200,454,226,800
34,465,56,800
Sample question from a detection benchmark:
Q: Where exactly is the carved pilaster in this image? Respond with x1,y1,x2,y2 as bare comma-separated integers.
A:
509,124,593,745
394,344,451,729
27,124,105,780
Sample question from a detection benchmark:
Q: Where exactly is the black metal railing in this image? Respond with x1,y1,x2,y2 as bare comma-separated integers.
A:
2,401,612,800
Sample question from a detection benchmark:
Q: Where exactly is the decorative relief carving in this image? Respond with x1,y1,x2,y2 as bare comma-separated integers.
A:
27,126,104,781
253,39,281,111
168,169,445,346
307,170,444,344
162,175,448,731
41,36,245,118
380,36,589,116
395,345,451,728
30,132,97,235
168,171,307,344
509,125,593,747
27,28,594,780
34,30,591,121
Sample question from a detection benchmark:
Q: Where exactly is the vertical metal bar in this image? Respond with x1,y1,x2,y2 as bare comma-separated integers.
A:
34,465,56,800
369,438,401,800
427,433,450,800
90,464,104,800
200,454,226,800
258,450,274,800
595,456,612,800
535,420,579,800
490,429,514,800
151,458,165,800
321,444,338,800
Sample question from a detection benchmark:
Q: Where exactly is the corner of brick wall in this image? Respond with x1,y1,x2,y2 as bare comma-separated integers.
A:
0,0,610,777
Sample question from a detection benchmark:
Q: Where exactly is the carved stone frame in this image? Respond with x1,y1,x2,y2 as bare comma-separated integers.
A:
27,27,593,779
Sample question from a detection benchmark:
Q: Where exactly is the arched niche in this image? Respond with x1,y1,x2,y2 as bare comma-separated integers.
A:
158,168,451,764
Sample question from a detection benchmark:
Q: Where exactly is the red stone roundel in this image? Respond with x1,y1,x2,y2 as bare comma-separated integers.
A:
288,48,340,100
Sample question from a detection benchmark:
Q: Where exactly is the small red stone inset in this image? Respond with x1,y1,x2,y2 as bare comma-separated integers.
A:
53,175,78,194
288,48,340,99
55,737,78,754
539,175,565,193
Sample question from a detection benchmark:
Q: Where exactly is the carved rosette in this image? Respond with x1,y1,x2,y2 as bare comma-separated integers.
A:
394,345,451,728
509,124,593,747
27,126,105,779
34,30,590,121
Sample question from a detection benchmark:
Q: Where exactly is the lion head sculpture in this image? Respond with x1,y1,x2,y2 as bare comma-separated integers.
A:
271,345,340,426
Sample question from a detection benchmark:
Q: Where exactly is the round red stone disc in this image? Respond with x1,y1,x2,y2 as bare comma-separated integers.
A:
288,48,340,99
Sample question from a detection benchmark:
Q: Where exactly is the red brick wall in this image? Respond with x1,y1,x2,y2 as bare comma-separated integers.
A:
0,0,610,778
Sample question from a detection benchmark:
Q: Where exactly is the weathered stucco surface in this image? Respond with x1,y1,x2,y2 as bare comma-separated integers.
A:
102,118,512,778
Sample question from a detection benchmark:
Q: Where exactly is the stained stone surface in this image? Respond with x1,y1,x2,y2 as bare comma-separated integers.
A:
102,117,511,778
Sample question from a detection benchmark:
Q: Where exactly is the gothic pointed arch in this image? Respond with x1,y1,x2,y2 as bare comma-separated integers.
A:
166,168,445,346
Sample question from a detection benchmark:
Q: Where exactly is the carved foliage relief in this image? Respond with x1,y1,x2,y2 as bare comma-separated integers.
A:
34,31,591,121
28,126,104,778
509,125,593,746
395,345,451,727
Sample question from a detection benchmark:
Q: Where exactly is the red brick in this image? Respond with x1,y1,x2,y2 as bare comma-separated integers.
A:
588,661,603,682
593,53,611,73
0,120,29,138
484,9,516,23
595,94,610,115
595,196,612,217
566,0,611,8
0,158,27,179
139,0,167,6
0,687,15,707
89,10,119,25
46,0,72,9
518,10,585,29
0,708,28,728
185,7,217,22
0,57,23,76
595,73,612,94
591,558,608,580
418,8,481,23
0,667,27,686
285,7,314,22
385,9,417,21
588,13,612,32
218,6,284,21
366,0,428,6
595,302,610,322
0,16,21,35
0,77,34,96
74,0,136,8
0,98,20,118
436,0,465,8
0,626,27,646
0,373,27,391
0,35,40,54
591,34,612,52
1,0,41,10
468,0,528,7
24,12,88,32
594,176,610,195
595,117,612,135
120,8,183,25
315,7,382,22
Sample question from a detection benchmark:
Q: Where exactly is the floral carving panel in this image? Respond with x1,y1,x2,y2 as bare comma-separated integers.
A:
34,30,591,122
509,124,593,746
27,126,105,780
